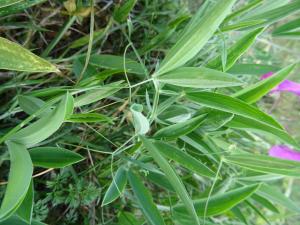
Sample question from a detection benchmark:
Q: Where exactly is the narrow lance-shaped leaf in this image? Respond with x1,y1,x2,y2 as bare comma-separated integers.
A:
173,184,260,218
67,113,113,123
0,0,47,17
153,141,215,178
0,0,22,8
16,180,34,224
232,64,295,104
156,67,243,88
0,141,33,221
186,91,282,129
74,81,123,107
102,167,127,206
10,93,73,147
113,0,137,23
29,147,84,168
225,153,300,177
140,136,200,225
155,0,237,75
127,170,165,225
207,28,264,71
227,115,299,148
154,114,207,139
17,95,50,117
0,37,58,73
233,1,300,30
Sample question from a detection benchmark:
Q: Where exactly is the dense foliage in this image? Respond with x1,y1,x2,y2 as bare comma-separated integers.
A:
0,0,300,224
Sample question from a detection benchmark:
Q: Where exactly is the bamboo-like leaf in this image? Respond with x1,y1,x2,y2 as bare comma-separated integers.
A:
74,81,123,107
155,0,237,75
0,216,46,225
220,20,265,32
154,114,207,139
140,136,200,225
0,0,46,17
227,115,299,148
69,29,104,49
29,146,84,168
258,184,300,213
207,28,264,71
186,92,282,129
156,67,242,88
228,64,280,75
16,180,34,224
0,37,58,73
233,1,300,30
153,141,215,178
67,113,112,123
0,141,33,221
127,170,165,225
17,95,50,117
232,64,295,103
0,0,22,8
273,17,300,36
225,153,300,177
113,0,137,23
102,167,127,206
10,93,73,147
174,184,260,221
88,54,145,75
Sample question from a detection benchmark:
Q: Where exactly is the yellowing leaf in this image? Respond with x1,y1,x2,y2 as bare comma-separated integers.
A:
0,37,58,73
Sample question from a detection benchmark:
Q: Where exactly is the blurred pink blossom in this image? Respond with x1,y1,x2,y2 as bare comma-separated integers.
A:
269,145,300,162
261,72,300,96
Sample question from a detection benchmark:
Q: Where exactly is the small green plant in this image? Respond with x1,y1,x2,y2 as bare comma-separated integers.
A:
0,0,300,224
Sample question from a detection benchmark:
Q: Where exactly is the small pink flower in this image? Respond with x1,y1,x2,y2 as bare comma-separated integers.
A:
261,72,300,96
269,145,300,162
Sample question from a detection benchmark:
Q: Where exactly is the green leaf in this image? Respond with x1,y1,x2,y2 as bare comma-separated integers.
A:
174,184,260,217
186,91,282,129
118,211,143,225
228,64,280,75
130,104,149,135
74,81,123,107
17,95,50,117
113,0,137,23
156,0,237,75
154,114,207,139
0,216,46,225
29,147,84,168
232,64,295,104
140,136,200,225
153,141,215,178
0,0,22,8
207,28,264,71
0,37,58,73
69,29,104,49
220,19,265,32
225,153,300,177
16,180,34,224
127,170,165,225
251,194,279,213
258,184,300,213
10,93,73,147
102,167,127,206
199,110,233,132
67,113,112,123
273,17,300,35
222,0,263,24
156,67,242,88
227,115,299,148
235,1,300,30
0,141,33,221
88,54,145,75
0,0,46,17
